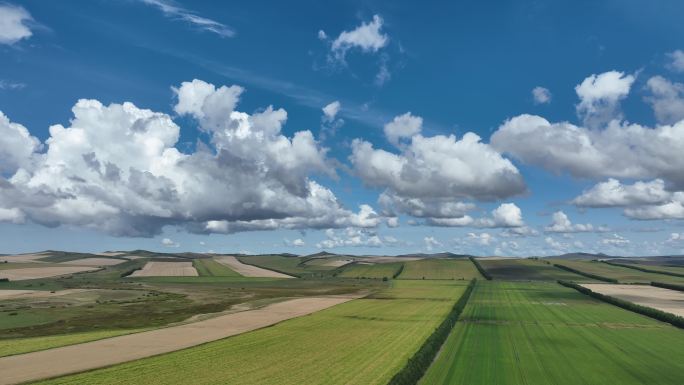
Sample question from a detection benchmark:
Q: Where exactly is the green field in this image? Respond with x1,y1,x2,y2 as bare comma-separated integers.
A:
192,259,240,277
551,260,684,284
420,281,684,385
337,262,404,279
36,281,469,385
478,258,595,281
398,259,481,280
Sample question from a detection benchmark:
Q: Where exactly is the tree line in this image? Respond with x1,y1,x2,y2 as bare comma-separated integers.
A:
558,280,684,329
469,257,492,280
603,261,684,278
651,281,684,292
387,279,476,385
553,263,618,283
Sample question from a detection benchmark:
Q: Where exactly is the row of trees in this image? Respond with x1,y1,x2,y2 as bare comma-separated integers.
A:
651,281,684,292
392,264,405,279
558,280,684,329
469,257,492,280
553,263,618,283
604,261,684,278
387,279,477,385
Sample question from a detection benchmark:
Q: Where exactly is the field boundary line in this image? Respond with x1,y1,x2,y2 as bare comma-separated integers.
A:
234,256,301,278
603,261,684,278
553,263,617,283
650,281,684,292
558,280,684,329
386,279,476,385
468,257,491,280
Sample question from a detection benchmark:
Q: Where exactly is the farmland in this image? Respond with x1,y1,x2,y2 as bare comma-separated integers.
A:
34,280,469,385
477,258,595,281
192,258,240,277
550,260,684,284
398,258,481,280
420,281,684,385
1,251,684,385
337,262,404,279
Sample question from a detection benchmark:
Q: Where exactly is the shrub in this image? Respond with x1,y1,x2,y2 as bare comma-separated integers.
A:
558,280,684,329
387,279,476,385
469,257,492,280
651,281,684,292
553,263,617,283
392,264,405,279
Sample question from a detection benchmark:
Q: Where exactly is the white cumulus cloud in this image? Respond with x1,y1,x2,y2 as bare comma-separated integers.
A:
644,76,684,125
575,71,635,128
532,86,552,104
0,80,381,236
383,112,422,147
0,3,32,45
544,211,604,233
330,15,388,62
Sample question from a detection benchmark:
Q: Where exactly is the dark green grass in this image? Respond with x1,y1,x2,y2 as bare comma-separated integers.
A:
478,258,596,281
337,262,404,279
192,259,240,277
398,259,482,280
420,281,684,385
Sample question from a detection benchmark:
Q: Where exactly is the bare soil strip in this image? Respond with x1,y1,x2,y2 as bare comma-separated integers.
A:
130,261,198,277
94,252,125,257
0,295,360,385
215,256,294,278
0,253,50,263
0,289,87,300
0,266,99,281
582,284,684,317
62,258,127,267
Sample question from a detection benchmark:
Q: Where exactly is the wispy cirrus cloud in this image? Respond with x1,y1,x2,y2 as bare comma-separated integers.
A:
140,0,234,38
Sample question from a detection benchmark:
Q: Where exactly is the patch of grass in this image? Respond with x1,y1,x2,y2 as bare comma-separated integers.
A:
478,258,596,281
420,281,684,385
36,281,469,385
338,262,404,279
398,259,482,280
192,259,240,277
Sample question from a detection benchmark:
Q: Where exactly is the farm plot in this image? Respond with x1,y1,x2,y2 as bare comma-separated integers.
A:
192,259,240,277
398,259,481,280
0,266,99,281
33,281,469,385
0,253,50,263
552,260,684,284
582,284,684,317
237,255,310,277
130,262,198,277
337,262,404,279
478,258,594,281
216,256,294,278
420,281,684,385
0,295,360,385
61,258,126,267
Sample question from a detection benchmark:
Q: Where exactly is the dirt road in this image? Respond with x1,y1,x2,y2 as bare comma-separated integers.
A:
0,295,360,385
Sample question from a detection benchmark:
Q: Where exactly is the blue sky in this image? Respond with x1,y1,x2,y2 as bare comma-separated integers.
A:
1,0,684,256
